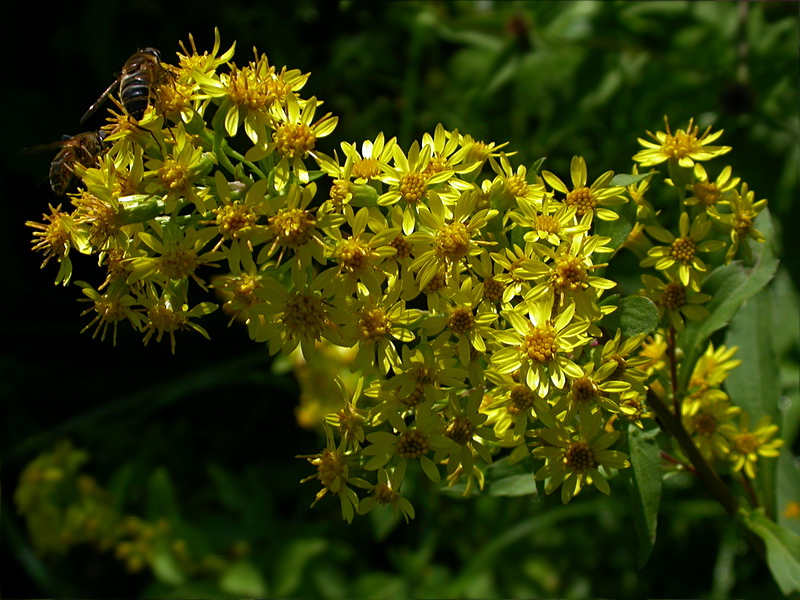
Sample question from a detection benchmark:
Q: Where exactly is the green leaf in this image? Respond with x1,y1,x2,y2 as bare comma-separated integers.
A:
725,288,781,422
147,468,182,522
594,195,638,252
609,172,654,187
620,424,662,568
152,544,186,586
220,560,268,597
272,538,327,597
488,474,538,497
598,296,660,338
678,208,779,389
744,510,800,597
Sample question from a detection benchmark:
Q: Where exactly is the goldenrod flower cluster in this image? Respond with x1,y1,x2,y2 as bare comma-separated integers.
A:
26,32,780,522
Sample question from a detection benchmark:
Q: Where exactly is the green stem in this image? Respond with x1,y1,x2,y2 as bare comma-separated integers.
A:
648,389,737,515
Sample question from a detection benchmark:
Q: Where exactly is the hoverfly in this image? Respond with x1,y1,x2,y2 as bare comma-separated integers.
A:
80,47,169,124
24,131,108,196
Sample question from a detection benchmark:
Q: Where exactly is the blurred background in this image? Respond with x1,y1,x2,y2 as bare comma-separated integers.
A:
2,1,797,598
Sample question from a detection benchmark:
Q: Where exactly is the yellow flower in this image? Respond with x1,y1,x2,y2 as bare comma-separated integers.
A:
682,398,741,461
542,156,627,222
407,188,496,291
488,152,545,210
358,467,415,523
376,140,457,230
362,405,459,484
510,192,589,247
492,294,590,396
422,276,500,367
684,164,740,208
720,414,783,478
639,273,711,332
249,94,338,190
640,211,726,290
532,408,630,503
138,284,217,353
633,116,731,168
299,426,369,523
707,182,768,262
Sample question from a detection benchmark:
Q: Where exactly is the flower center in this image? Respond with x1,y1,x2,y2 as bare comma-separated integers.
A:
694,413,717,436
448,306,475,334
337,238,371,273
535,214,560,234
396,430,429,459
269,207,316,248
564,441,598,473
552,254,588,293
390,234,412,260
424,271,447,295
158,159,189,191
353,157,381,180
734,215,753,237
435,222,470,262
282,292,329,340
670,237,696,263
216,203,258,239
273,123,316,159
693,181,721,206
358,307,390,342
522,324,557,363
225,66,273,110
566,187,596,216
734,433,758,454
483,276,505,303
662,131,702,160
508,384,535,415
571,377,597,404
400,172,427,204
502,174,526,198
446,417,474,445
661,281,687,310
157,248,200,280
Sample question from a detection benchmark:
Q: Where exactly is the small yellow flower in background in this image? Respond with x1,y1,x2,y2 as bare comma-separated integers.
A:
720,414,783,479
533,408,630,504
542,156,627,222
633,116,731,168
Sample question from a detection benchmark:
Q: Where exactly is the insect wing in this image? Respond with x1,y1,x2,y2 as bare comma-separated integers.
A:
80,76,121,124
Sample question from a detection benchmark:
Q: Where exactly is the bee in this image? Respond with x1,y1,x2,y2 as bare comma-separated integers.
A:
81,47,168,124
25,131,107,195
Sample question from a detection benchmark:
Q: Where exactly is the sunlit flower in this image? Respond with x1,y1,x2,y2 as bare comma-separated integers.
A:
684,164,740,208
640,211,726,290
492,294,590,396
542,156,627,222
633,116,731,168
